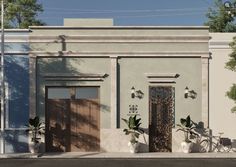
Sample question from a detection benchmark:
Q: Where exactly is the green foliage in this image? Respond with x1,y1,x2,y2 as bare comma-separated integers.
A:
122,115,144,144
2,0,45,28
204,0,236,32
226,37,236,71
25,116,44,143
226,84,236,112
226,36,236,112
177,115,197,142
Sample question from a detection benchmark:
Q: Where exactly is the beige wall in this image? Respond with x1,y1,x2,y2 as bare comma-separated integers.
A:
209,33,236,139
29,26,209,152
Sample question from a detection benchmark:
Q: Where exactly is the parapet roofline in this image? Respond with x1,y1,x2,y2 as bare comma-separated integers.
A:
29,26,209,30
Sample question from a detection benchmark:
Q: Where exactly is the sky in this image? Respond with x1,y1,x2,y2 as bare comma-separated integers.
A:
37,0,216,26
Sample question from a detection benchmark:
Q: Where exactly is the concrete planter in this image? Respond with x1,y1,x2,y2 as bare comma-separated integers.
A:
128,142,139,153
181,141,193,153
29,142,41,153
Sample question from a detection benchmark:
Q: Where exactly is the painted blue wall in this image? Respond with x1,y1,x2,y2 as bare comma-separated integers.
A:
2,31,29,153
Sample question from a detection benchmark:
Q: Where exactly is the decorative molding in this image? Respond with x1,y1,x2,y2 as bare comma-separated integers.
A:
41,73,108,81
148,80,176,83
145,73,179,78
4,35,29,43
1,51,29,55
29,51,210,58
44,78,104,81
145,73,179,83
209,41,230,49
29,35,209,43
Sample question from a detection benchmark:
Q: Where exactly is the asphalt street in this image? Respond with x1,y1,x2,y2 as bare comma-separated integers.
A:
1,158,236,167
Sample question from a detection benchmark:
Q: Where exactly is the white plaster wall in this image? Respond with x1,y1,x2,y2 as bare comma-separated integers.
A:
209,33,236,139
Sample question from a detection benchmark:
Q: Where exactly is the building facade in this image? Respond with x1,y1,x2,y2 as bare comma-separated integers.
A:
3,20,236,154
28,19,210,152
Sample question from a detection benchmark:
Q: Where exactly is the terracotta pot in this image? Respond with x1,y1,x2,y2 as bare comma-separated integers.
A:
181,141,193,153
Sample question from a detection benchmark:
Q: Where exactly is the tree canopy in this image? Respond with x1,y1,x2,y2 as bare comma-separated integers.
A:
2,0,45,28
226,37,236,112
204,0,236,32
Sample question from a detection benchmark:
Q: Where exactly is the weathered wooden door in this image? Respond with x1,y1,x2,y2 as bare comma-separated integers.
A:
46,87,100,152
149,86,174,152
70,87,100,151
46,99,70,152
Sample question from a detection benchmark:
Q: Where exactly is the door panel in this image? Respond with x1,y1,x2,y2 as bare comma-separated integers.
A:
46,87,100,152
70,99,100,152
149,86,174,152
46,99,70,152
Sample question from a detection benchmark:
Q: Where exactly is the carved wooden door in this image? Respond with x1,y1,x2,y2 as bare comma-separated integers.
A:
149,86,175,152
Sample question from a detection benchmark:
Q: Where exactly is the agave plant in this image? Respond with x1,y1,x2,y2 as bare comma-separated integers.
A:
25,116,45,144
122,115,144,144
176,115,197,143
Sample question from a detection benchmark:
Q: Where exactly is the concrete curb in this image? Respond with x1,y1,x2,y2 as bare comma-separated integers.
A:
1,152,236,159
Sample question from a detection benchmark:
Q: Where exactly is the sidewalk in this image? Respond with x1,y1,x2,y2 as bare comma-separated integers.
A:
1,152,236,159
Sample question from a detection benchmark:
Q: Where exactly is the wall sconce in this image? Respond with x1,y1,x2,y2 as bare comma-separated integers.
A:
184,87,197,99
131,87,144,99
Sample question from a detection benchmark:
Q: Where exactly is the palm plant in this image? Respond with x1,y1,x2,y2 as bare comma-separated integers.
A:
122,115,144,144
176,115,197,143
25,116,45,144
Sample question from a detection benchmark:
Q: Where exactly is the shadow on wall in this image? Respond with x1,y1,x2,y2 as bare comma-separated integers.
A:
5,55,29,128
138,128,149,153
190,121,236,152
4,130,29,153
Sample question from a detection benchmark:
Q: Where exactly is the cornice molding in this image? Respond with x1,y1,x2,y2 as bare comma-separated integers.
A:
29,51,210,58
4,35,29,43
29,35,209,43
1,51,28,55
209,41,230,49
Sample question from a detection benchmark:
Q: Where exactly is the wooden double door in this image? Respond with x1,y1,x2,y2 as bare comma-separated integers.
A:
45,87,100,152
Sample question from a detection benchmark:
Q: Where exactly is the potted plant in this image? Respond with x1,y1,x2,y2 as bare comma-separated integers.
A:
122,115,144,153
176,115,197,153
25,116,45,153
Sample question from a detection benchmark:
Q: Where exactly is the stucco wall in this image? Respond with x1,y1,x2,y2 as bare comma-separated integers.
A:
37,57,111,129
29,26,209,152
209,33,236,139
118,57,202,129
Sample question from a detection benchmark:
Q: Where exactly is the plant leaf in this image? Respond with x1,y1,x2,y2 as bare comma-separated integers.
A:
122,118,129,126
180,118,187,126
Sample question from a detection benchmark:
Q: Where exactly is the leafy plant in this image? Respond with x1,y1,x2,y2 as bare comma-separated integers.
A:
226,84,236,112
176,115,197,143
226,36,236,112
122,115,144,144
25,116,45,144
204,0,236,32
3,0,45,28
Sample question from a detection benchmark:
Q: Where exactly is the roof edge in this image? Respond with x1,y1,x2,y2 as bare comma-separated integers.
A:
29,26,209,30
1,29,30,32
